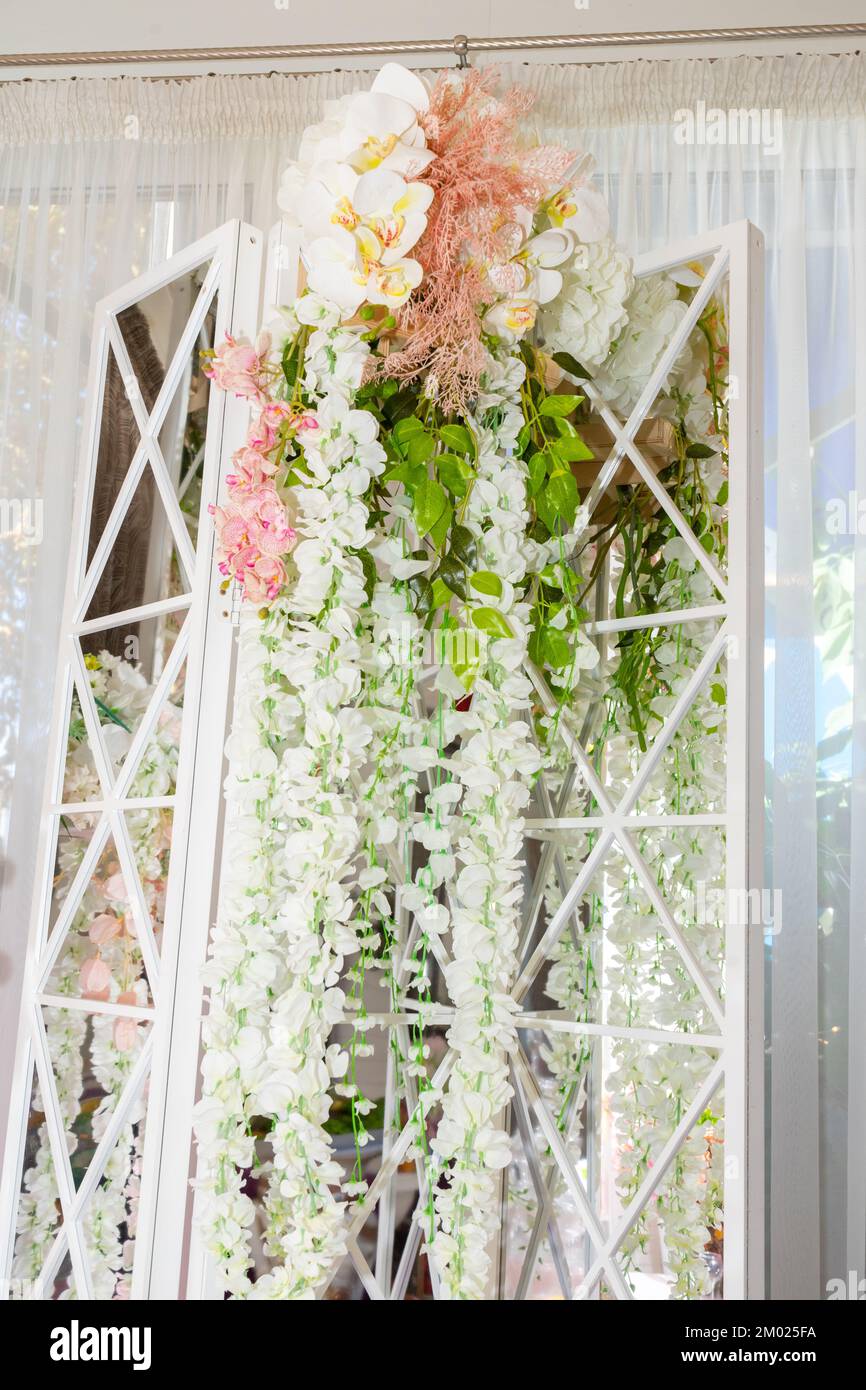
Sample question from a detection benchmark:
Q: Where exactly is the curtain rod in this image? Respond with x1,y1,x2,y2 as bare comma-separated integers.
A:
3,24,866,70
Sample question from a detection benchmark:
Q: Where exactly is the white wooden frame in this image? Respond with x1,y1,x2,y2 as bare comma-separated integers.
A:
293,220,763,1303
0,219,263,1301
1,217,763,1302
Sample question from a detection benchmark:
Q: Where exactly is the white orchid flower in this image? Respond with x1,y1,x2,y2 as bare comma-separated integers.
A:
352,166,433,263
337,64,433,176
301,164,429,313
545,182,611,243
303,162,426,259
300,160,363,242
482,296,538,340
364,254,423,308
302,230,367,315
371,62,430,115
520,228,574,302
488,226,574,305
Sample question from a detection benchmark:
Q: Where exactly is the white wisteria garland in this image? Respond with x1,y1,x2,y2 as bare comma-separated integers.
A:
194,60,732,1303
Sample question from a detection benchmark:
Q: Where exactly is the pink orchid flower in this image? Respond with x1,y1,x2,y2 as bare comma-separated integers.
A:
251,400,294,451
113,1017,140,1052
244,555,288,604
102,871,127,902
89,912,122,945
203,332,272,403
80,956,111,999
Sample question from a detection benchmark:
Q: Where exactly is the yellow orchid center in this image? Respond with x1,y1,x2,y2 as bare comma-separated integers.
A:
376,265,412,299
354,132,399,171
546,189,577,225
355,224,385,273
364,212,406,250
330,196,360,232
504,301,537,332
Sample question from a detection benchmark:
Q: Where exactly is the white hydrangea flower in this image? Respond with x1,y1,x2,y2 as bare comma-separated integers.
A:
540,235,634,369
592,270,688,417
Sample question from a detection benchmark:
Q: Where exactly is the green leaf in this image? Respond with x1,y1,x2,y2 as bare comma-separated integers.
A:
469,571,503,599
438,553,469,601
281,338,303,393
413,479,448,537
439,423,475,456
550,434,594,464
409,575,434,619
359,549,377,604
716,480,729,506
552,350,591,380
527,452,548,497
438,452,474,497
430,576,454,610
449,524,477,567
405,431,435,465
710,682,726,707
539,393,583,418
471,607,513,639
443,626,483,690
545,469,579,526
393,415,427,447
542,628,572,669
535,490,557,535
382,460,427,490
384,386,422,424
685,441,716,459
428,496,453,549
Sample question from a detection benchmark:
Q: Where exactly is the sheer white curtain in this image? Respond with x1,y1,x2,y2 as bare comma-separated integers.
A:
2,52,865,1299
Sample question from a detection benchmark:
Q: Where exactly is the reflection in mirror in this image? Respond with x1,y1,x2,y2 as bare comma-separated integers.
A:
156,313,214,546
12,1010,152,1301
11,1060,67,1297
45,825,156,1008
77,614,185,760
84,261,216,634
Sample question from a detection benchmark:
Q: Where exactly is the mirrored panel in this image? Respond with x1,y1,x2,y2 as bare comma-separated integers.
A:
83,261,216,627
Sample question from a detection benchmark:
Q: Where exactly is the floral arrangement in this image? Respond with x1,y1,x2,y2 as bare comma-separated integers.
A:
197,62,730,1300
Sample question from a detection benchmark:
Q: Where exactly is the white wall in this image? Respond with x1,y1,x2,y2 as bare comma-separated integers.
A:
2,0,865,76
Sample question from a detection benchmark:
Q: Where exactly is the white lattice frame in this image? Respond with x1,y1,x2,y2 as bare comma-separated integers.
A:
298,220,765,1303
0,220,263,1301
2,217,762,1301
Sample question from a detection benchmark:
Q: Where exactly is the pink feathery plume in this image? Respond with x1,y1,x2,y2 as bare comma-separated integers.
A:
378,69,575,415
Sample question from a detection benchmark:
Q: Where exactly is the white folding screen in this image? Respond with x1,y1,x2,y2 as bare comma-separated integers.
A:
0,220,262,1301
0,218,763,1302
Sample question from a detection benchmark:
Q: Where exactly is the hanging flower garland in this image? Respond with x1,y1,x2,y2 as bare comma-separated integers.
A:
197,60,730,1300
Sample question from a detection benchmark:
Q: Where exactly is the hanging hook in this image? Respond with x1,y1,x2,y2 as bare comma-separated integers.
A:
452,33,470,68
